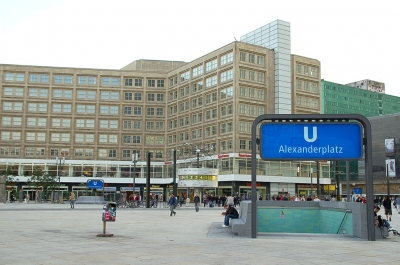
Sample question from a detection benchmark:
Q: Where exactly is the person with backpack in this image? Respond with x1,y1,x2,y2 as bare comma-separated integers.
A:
167,193,177,216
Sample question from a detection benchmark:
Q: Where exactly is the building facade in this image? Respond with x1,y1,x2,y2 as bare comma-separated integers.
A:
1,22,333,202
321,80,400,116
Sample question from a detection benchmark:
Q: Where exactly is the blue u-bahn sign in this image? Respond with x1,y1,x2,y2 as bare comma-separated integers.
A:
87,179,104,189
260,123,362,160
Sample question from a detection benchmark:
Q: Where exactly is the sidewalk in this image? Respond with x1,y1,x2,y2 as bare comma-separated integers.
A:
1,203,400,264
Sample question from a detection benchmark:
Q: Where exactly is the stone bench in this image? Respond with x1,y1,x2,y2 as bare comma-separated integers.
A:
375,226,389,238
231,201,251,236
75,196,105,204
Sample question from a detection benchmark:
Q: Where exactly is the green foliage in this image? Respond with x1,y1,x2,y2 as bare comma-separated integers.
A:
27,166,58,192
0,168,19,192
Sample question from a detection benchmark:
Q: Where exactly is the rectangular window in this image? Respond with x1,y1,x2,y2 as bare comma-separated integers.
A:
240,104,246,114
5,73,14,81
125,78,133,86
16,73,24,81
65,76,73,84
258,90,265,99
296,80,302,89
240,52,246,61
257,73,264,82
311,67,318,77
88,77,96,85
40,74,49,83
249,54,255,63
304,66,310,75
156,94,164,101
135,79,142,86
240,69,246,79
257,106,265,115
221,54,227,65
249,88,255,98
249,71,255,81
240,140,246,149
227,52,233,63
148,79,155,87
78,76,87,85
30,74,38,82
147,93,155,101
249,106,256,115
157,80,164,87
133,121,141,129
257,56,264,65
133,107,142,115
125,92,132,100
296,64,302,73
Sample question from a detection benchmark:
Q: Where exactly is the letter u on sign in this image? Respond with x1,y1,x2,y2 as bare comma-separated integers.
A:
304,126,317,142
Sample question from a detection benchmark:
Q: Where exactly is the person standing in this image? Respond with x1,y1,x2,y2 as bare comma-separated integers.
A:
168,193,177,216
396,196,400,214
194,193,200,212
382,196,392,221
69,192,75,209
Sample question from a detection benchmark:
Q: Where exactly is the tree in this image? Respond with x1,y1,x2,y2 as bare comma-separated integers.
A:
0,168,19,201
27,166,58,202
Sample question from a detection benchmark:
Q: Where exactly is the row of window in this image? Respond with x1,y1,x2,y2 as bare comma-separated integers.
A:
239,104,265,115
0,132,165,144
239,86,265,100
1,117,164,130
4,72,165,87
2,102,166,116
169,52,234,87
0,147,164,159
295,80,318,92
296,96,319,108
239,69,265,83
2,87,166,101
295,64,318,77
239,52,265,65
5,102,265,118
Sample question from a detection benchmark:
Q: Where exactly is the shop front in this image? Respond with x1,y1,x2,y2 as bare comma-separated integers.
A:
178,168,218,201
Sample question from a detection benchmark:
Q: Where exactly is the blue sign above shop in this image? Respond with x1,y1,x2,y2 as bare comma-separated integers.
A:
87,179,104,189
260,123,363,160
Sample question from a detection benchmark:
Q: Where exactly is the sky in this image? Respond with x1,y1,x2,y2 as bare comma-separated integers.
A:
1,0,399,96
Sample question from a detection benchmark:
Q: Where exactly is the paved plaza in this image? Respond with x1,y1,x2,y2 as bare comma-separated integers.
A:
1,202,400,265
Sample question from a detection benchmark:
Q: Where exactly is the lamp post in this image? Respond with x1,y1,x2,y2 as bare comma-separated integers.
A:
132,151,138,205
196,149,200,168
146,151,151,208
56,156,65,203
173,149,177,196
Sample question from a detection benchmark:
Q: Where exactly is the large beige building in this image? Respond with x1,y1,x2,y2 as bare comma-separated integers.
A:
0,21,328,201
291,54,321,114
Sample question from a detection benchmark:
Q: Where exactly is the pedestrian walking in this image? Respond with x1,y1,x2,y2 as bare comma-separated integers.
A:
194,193,200,212
69,192,75,209
382,196,392,221
168,193,177,216
396,196,400,214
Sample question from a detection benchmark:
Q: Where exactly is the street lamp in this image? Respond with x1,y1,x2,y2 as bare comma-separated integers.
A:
132,151,138,206
172,149,177,196
196,149,200,168
56,156,65,203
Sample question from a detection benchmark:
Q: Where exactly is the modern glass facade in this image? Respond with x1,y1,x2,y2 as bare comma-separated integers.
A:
241,19,292,114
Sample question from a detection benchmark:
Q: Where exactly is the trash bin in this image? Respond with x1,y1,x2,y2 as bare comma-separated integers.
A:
102,202,117,222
